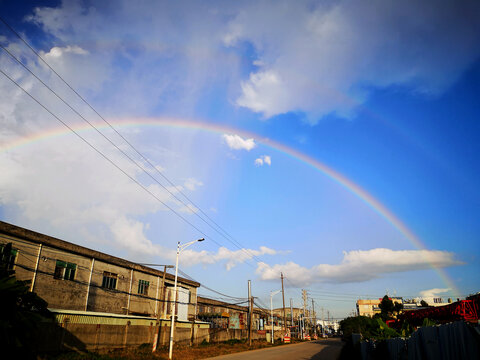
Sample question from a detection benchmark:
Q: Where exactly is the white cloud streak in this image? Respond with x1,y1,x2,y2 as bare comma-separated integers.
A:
256,248,463,285
222,134,256,151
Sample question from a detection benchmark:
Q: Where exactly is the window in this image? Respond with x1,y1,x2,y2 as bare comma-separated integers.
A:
0,244,18,271
102,271,117,289
54,260,76,280
138,279,149,295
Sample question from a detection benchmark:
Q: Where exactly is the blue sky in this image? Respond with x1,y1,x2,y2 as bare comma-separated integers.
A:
0,0,479,318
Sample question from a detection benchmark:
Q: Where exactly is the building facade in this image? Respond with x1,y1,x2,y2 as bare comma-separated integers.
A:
356,297,403,317
0,221,199,321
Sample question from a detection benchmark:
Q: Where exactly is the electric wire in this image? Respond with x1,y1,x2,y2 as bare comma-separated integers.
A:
0,68,228,251
0,43,260,265
177,268,248,301
0,16,264,265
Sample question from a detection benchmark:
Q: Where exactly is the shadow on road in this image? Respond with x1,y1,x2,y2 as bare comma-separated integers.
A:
309,339,345,360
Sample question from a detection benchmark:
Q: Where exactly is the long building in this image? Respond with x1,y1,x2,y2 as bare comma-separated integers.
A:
0,220,199,320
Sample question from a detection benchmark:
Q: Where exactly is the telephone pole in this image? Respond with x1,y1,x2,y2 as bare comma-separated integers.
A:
290,298,293,336
281,273,287,333
312,299,316,337
302,289,308,338
248,280,253,346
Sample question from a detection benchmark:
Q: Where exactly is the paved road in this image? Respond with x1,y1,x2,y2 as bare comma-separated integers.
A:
206,338,344,360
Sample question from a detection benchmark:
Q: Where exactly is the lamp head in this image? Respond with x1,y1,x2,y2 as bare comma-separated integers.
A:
198,238,205,242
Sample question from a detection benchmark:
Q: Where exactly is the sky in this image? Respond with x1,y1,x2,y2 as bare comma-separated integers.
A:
0,0,479,319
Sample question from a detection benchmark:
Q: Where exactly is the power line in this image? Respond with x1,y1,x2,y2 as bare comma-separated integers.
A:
0,43,258,267
0,15,264,266
0,68,224,248
177,268,248,301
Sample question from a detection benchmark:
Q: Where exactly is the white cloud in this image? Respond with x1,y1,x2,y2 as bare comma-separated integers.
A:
228,0,480,122
44,45,89,58
180,245,278,270
12,0,478,123
222,134,256,151
254,158,264,166
256,248,463,285
262,155,271,165
255,155,271,166
183,178,203,191
419,288,451,298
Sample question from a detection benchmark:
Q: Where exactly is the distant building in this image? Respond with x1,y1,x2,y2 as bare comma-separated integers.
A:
0,221,199,320
197,296,266,330
415,297,451,307
356,297,403,317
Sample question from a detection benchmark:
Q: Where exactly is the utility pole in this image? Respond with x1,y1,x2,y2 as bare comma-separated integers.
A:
154,264,173,352
321,307,325,337
281,273,287,334
248,280,253,346
302,289,308,338
312,299,316,337
290,298,293,337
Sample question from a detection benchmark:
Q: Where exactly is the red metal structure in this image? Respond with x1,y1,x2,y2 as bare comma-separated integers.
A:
399,298,479,326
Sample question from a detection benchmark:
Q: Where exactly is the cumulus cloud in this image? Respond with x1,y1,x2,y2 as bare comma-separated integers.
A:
10,0,478,123
181,245,278,270
255,155,271,166
228,0,480,122
256,248,463,285
222,134,256,151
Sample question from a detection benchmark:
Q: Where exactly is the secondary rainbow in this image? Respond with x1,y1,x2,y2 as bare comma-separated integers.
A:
1,116,460,296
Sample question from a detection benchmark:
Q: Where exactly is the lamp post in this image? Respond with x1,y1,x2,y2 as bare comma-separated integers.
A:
168,238,205,360
270,290,281,344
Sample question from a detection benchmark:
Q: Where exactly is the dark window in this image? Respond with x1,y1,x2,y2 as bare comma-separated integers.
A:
102,271,117,289
54,260,76,280
138,279,149,295
0,244,18,270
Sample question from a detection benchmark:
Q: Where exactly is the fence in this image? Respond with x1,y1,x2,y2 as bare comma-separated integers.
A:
34,309,284,354
358,321,480,360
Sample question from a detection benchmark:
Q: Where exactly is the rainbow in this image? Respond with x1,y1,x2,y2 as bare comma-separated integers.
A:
1,116,460,296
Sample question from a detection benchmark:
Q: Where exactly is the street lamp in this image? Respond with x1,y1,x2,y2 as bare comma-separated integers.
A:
168,238,205,360
270,290,281,344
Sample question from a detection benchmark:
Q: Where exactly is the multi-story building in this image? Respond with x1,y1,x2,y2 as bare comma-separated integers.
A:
356,297,403,317
0,220,199,320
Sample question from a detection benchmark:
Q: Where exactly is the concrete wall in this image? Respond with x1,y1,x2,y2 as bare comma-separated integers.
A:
33,311,211,353
33,310,282,354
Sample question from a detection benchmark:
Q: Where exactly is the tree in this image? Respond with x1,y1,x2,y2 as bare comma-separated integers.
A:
0,243,52,358
378,295,394,320
420,300,429,307
378,295,403,320
393,301,403,313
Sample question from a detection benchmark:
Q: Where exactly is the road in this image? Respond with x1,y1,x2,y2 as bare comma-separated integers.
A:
206,338,344,360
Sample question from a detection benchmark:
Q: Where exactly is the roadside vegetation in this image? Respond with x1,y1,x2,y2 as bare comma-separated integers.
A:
338,295,438,359
0,243,53,359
